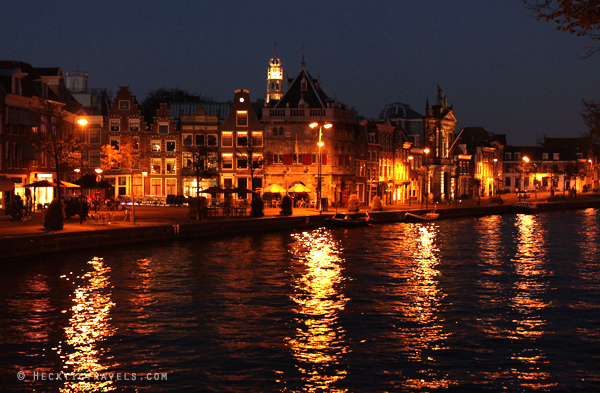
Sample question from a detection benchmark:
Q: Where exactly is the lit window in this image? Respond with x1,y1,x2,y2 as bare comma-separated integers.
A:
182,134,192,146
166,141,176,152
237,131,248,147
129,119,139,132
252,154,262,168
166,178,177,195
237,154,248,169
236,111,248,127
158,123,169,134
151,140,161,152
151,178,162,195
183,153,193,169
222,132,233,147
151,158,162,174
166,158,176,174
110,137,119,150
110,119,120,132
222,153,233,169
252,131,263,147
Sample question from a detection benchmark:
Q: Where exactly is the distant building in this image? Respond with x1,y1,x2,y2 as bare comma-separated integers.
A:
0,60,81,210
179,103,220,196
456,127,504,197
424,85,457,203
220,89,264,193
503,145,580,194
266,48,283,104
101,86,147,197
262,56,358,207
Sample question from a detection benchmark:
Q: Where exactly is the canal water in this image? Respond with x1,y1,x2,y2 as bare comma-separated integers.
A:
1,209,600,392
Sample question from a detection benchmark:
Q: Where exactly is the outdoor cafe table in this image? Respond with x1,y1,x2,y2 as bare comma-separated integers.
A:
207,207,219,217
233,207,247,217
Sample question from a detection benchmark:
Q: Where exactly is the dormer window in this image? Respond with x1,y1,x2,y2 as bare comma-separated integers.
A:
301,77,308,91
13,77,22,95
236,111,248,127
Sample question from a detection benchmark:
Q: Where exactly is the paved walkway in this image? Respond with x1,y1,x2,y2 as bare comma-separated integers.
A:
0,191,592,238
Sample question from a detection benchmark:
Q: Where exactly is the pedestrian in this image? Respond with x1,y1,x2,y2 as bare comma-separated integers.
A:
25,194,32,213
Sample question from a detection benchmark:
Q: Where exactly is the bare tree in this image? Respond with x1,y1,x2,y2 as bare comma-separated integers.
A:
582,99,600,137
101,136,141,224
525,0,600,57
24,101,83,200
182,144,219,220
234,134,266,193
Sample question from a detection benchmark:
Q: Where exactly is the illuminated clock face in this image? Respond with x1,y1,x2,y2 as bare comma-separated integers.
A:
240,97,244,102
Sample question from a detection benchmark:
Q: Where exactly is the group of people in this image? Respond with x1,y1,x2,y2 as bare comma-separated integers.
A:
9,193,32,221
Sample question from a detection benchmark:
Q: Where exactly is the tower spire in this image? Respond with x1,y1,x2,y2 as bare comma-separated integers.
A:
267,46,283,104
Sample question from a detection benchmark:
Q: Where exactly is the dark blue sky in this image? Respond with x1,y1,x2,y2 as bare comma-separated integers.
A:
2,0,598,145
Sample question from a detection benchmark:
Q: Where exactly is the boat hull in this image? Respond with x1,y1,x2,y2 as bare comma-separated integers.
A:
325,213,372,228
404,212,439,222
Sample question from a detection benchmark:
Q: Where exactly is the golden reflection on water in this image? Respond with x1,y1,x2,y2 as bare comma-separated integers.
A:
579,208,600,269
287,228,349,392
56,257,117,392
508,214,555,389
393,223,453,390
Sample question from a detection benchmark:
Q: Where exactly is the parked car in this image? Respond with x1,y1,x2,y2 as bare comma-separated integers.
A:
60,195,89,219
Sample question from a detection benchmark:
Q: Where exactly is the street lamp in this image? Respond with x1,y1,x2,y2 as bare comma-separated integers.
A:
142,171,147,201
408,155,413,206
94,168,103,213
423,148,430,209
493,158,498,197
310,122,332,214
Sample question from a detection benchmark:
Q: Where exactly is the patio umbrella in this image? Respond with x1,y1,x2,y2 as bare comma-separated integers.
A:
264,184,286,194
74,174,112,189
24,180,57,188
231,187,258,195
288,183,312,193
200,186,226,195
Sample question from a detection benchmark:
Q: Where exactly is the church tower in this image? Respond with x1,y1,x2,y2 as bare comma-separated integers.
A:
266,46,283,104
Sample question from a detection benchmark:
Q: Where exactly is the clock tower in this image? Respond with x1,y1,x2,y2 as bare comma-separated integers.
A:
266,47,283,104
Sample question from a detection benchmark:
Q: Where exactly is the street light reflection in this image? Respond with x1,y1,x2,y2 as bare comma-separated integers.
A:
508,214,555,390
288,228,349,392
57,257,117,392
396,223,453,390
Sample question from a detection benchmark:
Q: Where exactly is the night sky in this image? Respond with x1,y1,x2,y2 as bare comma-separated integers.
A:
2,0,598,145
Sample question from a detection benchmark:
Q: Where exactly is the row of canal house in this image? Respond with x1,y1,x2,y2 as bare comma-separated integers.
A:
2,57,599,214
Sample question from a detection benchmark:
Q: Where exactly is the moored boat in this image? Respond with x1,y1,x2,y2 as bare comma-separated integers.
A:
404,211,439,222
325,213,372,228
514,201,538,214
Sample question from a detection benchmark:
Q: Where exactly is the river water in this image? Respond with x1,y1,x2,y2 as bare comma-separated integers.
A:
1,209,600,392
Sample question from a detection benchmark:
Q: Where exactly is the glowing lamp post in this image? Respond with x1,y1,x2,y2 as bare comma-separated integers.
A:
408,155,413,206
94,168,103,213
142,171,147,200
423,148,430,209
310,122,332,214
493,158,498,196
